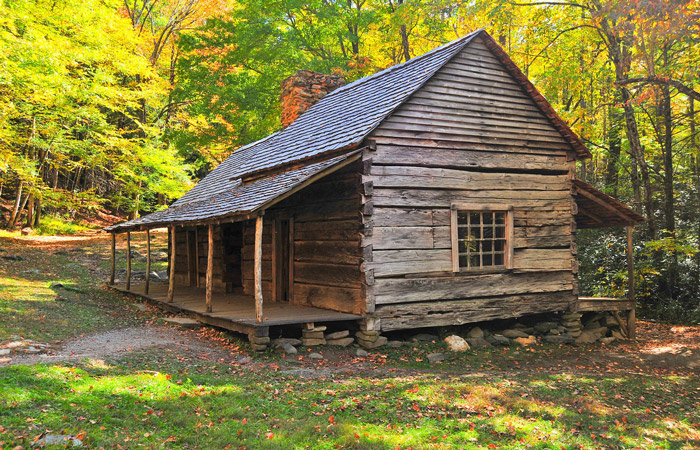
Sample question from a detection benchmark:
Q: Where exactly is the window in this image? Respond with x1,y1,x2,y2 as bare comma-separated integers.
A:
451,205,513,272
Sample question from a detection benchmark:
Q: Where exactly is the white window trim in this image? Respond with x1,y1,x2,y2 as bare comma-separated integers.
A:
450,203,514,273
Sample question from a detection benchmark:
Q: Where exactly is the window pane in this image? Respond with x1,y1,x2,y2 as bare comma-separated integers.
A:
483,254,493,266
470,254,480,267
483,226,493,239
471,226,481,240
495,212,506,224
483,213,493,225
495,253,504,265
495,226,505,238
458,226,470,240
482,240,492,252
458,212,469,224
494,240,504,252
470,212,481,225
459,255,469,268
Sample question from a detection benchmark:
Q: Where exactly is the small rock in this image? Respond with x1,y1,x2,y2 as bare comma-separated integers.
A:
356,330,380,339
501,329,529,339
427,353,445,364
303,331,325,340
514,336,536,347
238,356,252,364
574,331,599,345
308,352,323,360
568,330,583,337
356,348,368,357
20,227,32,236
50,282,64,289
548,328,560,336
35,434,83,448
4,341,25,349
358,336,387,349
466,337,492,348
307,325,327,332
24,346,40,354
589,326,609,337
327,337,354,347
21,269,40,274
156,270,168,280
325,330,350,340
544,335,575,345
273,338,302,348
412,333,438,343
561,320,581,328
534,322,559,334
301,338,326,346
487,335,511,346
584,319,601,329
387,340,405,348
444,335,470,352
467,327,484,338
600,337,616,345
0,349,10,356
281,342,298,354
134,303,148,312
561,313,582,321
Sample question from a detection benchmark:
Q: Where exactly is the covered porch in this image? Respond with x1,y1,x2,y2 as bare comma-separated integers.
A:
573,179,646,339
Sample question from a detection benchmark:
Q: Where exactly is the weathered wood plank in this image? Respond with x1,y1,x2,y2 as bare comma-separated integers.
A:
254,216,263,323
294,262,362,289
373,271,574,304
293,283,363,314
206,224,214,313
376,291,576,331
371,166,570,191
294,219,361,241
294,240,361,265
513,248,572,271
373,189,570,208
369,249,453,277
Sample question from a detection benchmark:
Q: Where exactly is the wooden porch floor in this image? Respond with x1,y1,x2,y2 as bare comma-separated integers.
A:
111,282,362,335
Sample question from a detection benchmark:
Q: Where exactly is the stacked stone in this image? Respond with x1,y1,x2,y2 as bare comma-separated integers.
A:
560,312,583,337
249,334,270,352
326,330,354,347
355,317,387,349
302,325,327,346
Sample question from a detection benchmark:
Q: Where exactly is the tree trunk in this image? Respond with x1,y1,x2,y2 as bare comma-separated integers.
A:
33,196,41,228
8,182,23,228
605,93,623,196
25,194,34,228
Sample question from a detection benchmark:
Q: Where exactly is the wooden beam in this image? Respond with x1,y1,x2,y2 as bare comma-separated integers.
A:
206,224,214,313
145,229,151,295
288,217,295,303
167,225,176,302
195,227,200,288
126,232,132,291
186,229,192,286
576,186,634,222
109,233,116,285
254,215,264,323
627,226,636,340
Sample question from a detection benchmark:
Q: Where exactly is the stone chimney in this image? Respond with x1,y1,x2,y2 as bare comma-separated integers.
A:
280,70,345,127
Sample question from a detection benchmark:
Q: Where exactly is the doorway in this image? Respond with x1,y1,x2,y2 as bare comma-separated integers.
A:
274,218,293,302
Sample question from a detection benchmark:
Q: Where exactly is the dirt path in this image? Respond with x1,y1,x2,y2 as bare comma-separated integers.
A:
3,325,241,366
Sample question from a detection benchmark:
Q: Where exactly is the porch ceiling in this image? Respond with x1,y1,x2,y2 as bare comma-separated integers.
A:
573,179,645,229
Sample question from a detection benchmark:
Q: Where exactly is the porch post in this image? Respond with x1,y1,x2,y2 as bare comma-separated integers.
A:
109,233,116,285
206,224,214,313
126,231,131,291
254,215,264,323
167,225,176,302
145,229,151,295
626,226,636,340
195,227,201,288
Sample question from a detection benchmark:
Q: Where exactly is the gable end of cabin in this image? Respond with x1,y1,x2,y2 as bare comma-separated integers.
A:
362,34,579,331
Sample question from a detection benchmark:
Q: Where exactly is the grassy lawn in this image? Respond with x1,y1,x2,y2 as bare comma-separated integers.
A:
1,235,699,449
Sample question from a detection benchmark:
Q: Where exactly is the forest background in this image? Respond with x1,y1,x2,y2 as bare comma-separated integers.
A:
1,0,699,322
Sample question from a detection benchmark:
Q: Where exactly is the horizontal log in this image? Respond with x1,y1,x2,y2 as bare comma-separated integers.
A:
369,249,452,277
373,270,574,304
293,283,364,314
370,136,567,157
513,248,572,271
376,291,577,331
371,207,450,227
294,261,362,289
372,188,570,208
294,219,361,241
371,166,570,191
366,226,451,250
294,240,361,265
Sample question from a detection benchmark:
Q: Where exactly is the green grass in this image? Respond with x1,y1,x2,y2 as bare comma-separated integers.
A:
1,236,699,449
35,215,96,235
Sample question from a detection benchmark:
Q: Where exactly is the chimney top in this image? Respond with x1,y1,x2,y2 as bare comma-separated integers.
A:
280,70,345,128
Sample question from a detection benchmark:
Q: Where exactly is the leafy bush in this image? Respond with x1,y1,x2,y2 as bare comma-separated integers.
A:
577,228,700,324
35,215,95,235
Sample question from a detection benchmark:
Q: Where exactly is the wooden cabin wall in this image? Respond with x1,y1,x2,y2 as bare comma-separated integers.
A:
365,35,578,331
172,225,240,292
240,162,365,314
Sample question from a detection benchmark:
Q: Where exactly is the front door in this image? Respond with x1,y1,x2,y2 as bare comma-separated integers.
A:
274,219,292,302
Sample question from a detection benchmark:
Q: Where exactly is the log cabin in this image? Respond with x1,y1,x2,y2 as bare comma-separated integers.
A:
105,29,644,349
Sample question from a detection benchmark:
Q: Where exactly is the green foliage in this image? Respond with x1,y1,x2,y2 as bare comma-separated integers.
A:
35,215,95,236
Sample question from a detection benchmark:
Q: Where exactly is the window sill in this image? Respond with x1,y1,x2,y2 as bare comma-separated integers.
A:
455,267,512,276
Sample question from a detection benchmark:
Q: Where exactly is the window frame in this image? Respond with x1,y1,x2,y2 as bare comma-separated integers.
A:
450,203,514,273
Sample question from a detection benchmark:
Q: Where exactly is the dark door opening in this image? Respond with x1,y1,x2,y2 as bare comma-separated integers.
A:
275,219,292,302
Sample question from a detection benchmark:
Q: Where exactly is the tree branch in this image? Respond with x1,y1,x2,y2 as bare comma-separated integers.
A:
617,76,700,101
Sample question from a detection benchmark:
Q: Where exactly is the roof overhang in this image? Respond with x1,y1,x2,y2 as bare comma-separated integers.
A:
573,179,645,229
